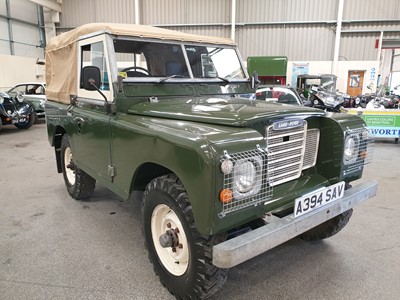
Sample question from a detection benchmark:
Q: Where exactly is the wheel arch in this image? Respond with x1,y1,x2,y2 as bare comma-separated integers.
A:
130,162,173,192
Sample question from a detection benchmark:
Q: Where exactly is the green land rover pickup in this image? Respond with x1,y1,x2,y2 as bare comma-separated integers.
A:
45,23,378,299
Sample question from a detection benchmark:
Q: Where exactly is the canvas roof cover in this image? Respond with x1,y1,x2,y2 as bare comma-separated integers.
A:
45,23,235,104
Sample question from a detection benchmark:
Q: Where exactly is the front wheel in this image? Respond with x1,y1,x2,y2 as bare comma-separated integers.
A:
60,135,96,199
14,111,35,129
300,209,353,241
142,174,228,299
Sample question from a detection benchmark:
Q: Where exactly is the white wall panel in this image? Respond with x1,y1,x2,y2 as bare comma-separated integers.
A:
165,26,231,39
0,41,10,55
10,0,38,23
340,33,379,61
13,22,40,46
238,24,334,61
60,0,96,27
0,0,6,15
343,0,400,20
14,42,43,57
61,0,139,27
56,0,400,63
93,0,136,24
237,0,336,23
142,0,230,25
0,17,8,40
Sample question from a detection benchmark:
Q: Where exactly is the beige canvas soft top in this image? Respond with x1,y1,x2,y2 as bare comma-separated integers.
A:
45,23,235,103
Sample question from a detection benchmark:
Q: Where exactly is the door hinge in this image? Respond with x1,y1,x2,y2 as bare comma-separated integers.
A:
108,165,116,177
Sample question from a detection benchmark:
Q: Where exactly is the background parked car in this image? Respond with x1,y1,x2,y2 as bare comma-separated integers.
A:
7,82,46,122
0,91,36,131
255,85,303,105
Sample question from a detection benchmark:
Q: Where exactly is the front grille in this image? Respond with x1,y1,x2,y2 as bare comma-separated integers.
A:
266,121,319,186
303,128,320,169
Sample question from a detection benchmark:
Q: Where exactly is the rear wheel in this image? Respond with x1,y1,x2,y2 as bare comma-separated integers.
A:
60,135,96,199
142,174,228,299
300,209,353,241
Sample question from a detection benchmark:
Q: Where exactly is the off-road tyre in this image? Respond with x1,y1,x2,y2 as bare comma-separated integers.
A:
60,135,96,200
300,209,353,241
14,111,35,129
142,174,228,299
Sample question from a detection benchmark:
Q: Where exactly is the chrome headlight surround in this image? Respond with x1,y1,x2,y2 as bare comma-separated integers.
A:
16,92,24,103
220,153,264,200
343,134,360,165
232,156,263,199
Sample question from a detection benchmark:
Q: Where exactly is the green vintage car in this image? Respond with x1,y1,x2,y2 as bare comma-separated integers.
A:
45,23,377,299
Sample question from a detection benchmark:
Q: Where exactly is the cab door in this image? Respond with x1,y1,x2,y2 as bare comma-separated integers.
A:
71,36,114,183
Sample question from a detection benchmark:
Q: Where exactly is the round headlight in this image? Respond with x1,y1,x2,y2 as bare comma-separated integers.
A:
234,160,257,193
16,92,24,103
343,135,359,164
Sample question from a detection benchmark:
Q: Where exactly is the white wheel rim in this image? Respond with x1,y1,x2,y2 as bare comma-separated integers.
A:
64,146,75,185
151,204,189,276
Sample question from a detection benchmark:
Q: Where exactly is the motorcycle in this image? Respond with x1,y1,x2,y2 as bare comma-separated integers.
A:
303,85,345,112
354,88,400,109
0,91,36,131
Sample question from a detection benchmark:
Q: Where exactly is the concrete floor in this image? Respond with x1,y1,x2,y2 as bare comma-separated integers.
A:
0,121,399,300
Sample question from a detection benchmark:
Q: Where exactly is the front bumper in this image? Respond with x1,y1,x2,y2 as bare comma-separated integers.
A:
36,110,46,118
213,180,378,268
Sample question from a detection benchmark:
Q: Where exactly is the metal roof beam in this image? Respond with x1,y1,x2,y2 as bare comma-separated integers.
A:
28,0,62,12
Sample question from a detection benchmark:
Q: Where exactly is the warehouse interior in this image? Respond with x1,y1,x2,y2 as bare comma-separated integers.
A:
1,1,400,300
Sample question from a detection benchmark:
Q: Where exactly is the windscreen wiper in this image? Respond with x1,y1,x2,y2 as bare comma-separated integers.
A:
158,74,183,83
210,76,231,85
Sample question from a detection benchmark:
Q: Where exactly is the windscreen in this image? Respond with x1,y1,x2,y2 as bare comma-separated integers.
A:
113,39,245,80
185,46,245,79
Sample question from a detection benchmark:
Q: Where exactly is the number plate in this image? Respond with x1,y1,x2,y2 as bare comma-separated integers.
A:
294,181,345,218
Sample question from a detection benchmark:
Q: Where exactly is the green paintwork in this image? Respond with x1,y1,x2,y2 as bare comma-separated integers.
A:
46,90,366,235
127,96,325,127
247,56,288,76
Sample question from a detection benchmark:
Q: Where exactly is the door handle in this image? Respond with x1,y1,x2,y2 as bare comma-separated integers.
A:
74,117,85,134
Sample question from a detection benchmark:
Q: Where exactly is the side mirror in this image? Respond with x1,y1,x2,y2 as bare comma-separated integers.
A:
82,66,101,91
81,65,111,113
